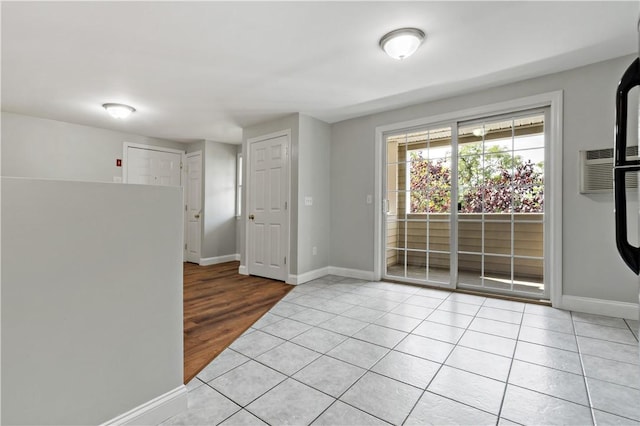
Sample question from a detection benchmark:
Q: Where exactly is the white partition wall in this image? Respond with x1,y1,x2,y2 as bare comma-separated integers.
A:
1,178,186,425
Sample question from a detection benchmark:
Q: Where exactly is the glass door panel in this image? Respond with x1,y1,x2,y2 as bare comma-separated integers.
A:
384,126,453,287
457,112,546,298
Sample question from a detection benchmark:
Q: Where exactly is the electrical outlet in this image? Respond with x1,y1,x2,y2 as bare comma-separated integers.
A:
312,246,317,256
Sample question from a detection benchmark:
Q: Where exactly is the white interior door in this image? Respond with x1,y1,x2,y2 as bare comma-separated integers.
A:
248,134,289,281
186,152,202,264
124,144,185,259
126,146,182,187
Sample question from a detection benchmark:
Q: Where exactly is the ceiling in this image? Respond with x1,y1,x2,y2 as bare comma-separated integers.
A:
2,1,638,144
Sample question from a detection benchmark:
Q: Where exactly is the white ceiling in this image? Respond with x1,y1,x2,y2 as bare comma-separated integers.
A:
2,1,638,144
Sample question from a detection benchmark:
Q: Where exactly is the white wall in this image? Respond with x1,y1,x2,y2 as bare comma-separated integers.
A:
297,114,331,275
1,112,185,182
1,178,185,425
202,140,238,259
330,55,640,306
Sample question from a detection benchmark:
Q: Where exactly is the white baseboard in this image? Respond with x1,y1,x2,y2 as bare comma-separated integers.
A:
328,266,375,281
561,295,639,320
238,264,248,275
288,267,330,285
101,385,187,426
199,254,240,266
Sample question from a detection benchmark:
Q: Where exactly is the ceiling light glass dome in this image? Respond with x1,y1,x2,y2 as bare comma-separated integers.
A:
379,28,426,60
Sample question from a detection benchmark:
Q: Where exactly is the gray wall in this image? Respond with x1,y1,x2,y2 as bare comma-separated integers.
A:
2,178,184,424
331,54,640,304
242,114,300,273
2,112,185,181
202,140,238,258
297,114,331,275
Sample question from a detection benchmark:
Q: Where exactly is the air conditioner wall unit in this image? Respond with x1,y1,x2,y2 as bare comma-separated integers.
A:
579,146,638,194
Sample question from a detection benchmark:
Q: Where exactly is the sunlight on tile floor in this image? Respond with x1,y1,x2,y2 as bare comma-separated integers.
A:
162,276,640,426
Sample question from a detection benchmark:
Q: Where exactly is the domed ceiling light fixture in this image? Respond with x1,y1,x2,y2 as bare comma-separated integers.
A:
379,28,426,60
102,103,136,119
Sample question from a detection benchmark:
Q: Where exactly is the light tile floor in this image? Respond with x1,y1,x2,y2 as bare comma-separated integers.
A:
163,276,640,426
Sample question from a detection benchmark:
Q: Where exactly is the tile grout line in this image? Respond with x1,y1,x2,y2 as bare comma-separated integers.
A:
228,291,401,425
309,288,453,425
495,307,524,425
570,311,597,426
623,317,640,342
191,276,632,425
281,286,555,423
400,292,494,425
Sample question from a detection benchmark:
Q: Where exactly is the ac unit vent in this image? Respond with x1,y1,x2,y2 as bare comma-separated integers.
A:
586,148,613,160
579,147,639,194
585,146,638,160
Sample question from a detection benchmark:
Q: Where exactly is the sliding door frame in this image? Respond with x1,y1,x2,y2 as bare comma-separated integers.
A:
373,91,563,306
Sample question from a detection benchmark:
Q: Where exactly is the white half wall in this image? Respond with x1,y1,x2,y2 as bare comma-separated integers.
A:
1,178,185,425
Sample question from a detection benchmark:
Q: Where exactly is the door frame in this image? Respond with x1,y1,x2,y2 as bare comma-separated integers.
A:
122,142,187,260
374,91,563,306
244,129,292,282
122,142,186,185
185,150,202,263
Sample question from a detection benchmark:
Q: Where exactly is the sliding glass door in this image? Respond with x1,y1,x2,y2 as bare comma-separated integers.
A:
383,110,549,299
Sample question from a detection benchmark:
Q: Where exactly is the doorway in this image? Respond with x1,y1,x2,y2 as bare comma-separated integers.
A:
185,151,202,264
382,108,551,300
124,143,183,186
246,131,290,282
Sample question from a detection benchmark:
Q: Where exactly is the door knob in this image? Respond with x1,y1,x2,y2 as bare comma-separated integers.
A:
249,214,255,220
194,214,200,219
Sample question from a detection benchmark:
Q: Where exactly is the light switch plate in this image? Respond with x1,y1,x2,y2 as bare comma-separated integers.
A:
305,196,313,206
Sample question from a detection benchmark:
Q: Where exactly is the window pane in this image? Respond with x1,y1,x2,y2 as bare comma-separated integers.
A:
428,220,450,251
406,250,428,281
458,220,482,254
406,220,427,251
458,253,483,287
428,252,450,284
514,257,544,294
386,249,406,278
484,221,512,255
386,218,404,251
514,220,543,257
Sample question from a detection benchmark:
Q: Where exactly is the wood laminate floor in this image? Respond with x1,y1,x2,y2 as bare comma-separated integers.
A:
183,261,293,383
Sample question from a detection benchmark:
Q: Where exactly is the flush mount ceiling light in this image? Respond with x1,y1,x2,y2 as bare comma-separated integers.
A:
379,28,425,60
102,103,136,119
